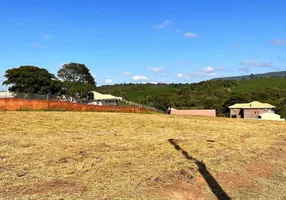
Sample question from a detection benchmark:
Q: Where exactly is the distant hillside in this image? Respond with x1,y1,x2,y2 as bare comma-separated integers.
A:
231,77,286,93
97,77,286,99
125,85,179,101
96,78,286,117
212,71,286,81
97,83,180,102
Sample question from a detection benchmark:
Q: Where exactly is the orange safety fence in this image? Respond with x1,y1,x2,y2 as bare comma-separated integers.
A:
0,98,157,113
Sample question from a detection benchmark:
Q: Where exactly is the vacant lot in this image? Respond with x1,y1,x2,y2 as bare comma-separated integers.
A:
0,112,285,200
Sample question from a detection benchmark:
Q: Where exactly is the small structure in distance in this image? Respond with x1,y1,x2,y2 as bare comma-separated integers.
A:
0,91,15,98
168,108,216,117
88,91,122,106
229,101,285,121
259,112,285,121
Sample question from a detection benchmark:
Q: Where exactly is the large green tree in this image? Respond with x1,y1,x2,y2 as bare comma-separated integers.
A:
3,66,62,94
57,62,96,97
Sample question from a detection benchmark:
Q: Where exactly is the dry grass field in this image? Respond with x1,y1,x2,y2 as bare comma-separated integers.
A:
0,112,285,200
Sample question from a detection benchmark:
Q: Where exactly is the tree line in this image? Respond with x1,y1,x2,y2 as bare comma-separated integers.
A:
3,64,286,118
3,63,96,98
97,80,286,118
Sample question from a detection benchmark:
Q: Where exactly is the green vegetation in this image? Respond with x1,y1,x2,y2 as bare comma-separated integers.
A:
57,62,96,97
232,77,286,92
126,85,179,100
97,78,286,118
3,65,286,118
3,63,96,98
3,66,62,94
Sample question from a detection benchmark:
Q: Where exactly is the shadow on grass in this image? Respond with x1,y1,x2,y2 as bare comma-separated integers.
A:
168,139,231,200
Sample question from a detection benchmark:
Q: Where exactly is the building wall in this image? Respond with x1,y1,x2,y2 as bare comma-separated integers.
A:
0,91,14,98
90,99,118,106
230,108,272,119
243,108,269,119
171,109,216,117
259,113,281,120
101,99,118,106
230,108,242,118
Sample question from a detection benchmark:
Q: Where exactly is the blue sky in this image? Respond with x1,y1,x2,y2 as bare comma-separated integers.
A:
0,0,286,89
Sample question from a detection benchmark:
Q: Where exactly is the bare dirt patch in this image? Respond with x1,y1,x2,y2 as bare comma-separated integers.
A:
161,177,210,200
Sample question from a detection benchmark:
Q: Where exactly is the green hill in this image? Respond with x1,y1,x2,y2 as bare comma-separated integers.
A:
232,77,286,93
96,78,286,118
96,83,180,102
97,77,286,99
126,85,179,101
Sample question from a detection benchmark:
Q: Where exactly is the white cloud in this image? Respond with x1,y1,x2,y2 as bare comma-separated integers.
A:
104,78,113,84
132,75,148,81
272,39,286,46
150,81,158,84
192,66,217,77
146,66,164,73
42,34,53,39
153,67,163,72
184,32,198,38
122,72,133,76
176,73,185,78
151,20,172,29
239,60,273,67
176,73,191,81
175,73,190,81
202,66,215,73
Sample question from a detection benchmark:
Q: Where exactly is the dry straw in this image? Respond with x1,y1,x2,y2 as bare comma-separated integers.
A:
0,112,285,199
